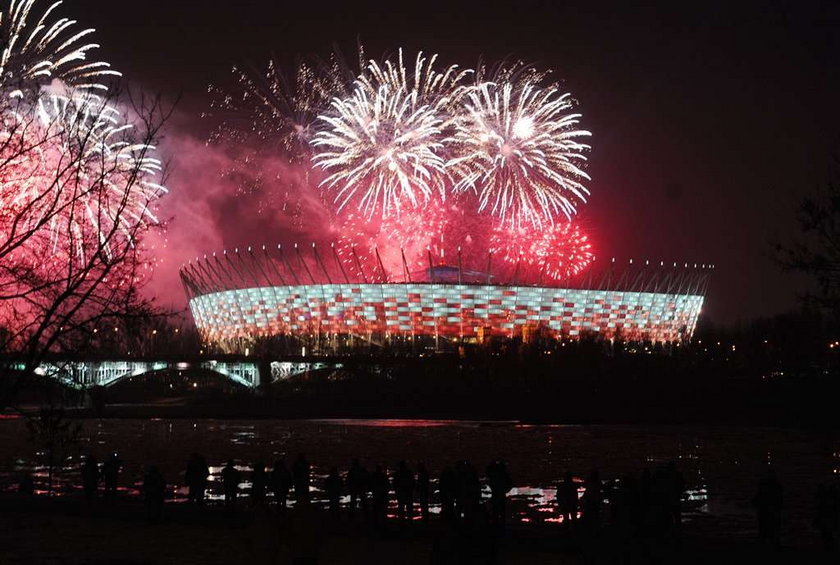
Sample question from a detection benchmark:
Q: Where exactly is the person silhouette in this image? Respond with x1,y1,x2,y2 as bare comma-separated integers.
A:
271,459,291,509
557,471,578,529
611,474,640,545
665,461,685,531
392,460,416,521
459,461,481,523
814,483,840,551
370,465,390,525
486,460,513,525
581,469,603,532
325,466,343,517
81,454,99,503
753,469,783,547
18,473,34,495
346,458,368,520
184,453,209,505
222,459,241,509
439,465,457,522
251,460,268,506
143,465,166,524
101,452,122,505
416,462,430,521
292,453,311,502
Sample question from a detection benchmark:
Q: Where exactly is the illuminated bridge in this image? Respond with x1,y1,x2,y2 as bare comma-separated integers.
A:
16,359,342,389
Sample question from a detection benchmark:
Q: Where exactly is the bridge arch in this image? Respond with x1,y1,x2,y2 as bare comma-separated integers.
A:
23,359,345,389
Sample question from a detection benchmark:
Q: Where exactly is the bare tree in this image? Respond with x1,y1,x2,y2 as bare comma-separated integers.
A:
0,85,171,407
775,162,840,321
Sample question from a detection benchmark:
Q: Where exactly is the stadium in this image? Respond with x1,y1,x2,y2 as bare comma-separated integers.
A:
180,244,710,354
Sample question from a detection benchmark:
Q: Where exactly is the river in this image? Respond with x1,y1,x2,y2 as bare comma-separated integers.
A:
0,417,834,543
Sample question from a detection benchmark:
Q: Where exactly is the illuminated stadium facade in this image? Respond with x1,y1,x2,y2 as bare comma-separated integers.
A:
180,245,710,354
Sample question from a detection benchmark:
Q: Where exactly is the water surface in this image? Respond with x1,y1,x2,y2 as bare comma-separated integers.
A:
0,418,833,542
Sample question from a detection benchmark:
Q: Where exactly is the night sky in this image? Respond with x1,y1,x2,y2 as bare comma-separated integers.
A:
69,0,840,324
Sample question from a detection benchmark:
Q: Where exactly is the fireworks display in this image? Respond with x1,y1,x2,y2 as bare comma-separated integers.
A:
212,46,597,283
0,1,165,266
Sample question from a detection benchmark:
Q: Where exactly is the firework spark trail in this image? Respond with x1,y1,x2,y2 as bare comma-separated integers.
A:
312,50,472,218
0,0,119,93
209,51,358,157
0,90,165,261
449,77,591,228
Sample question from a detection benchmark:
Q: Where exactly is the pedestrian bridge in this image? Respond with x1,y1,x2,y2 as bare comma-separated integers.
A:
17,359,342,389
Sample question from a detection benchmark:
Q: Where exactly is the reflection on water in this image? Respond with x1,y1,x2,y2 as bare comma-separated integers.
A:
0,419,833,540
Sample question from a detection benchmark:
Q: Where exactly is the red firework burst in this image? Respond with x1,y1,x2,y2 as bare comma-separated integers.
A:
488,224,539,267
489,221,593,281
335,198,450,280
531,222,594,281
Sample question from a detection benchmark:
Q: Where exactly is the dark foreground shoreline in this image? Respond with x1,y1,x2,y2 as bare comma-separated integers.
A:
0,492,832,565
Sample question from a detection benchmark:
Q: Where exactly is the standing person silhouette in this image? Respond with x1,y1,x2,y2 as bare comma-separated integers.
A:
292,453,311,502
184,453,209,505
557,471,579,529
346,459,368,520
222,460,241,510
101,452,122,505
392,461,416,521
665,461,685,530
143,466,166,524
251,460,268,506
439,465,457,522
81,454,99,503
370,465,390,525
753,469,783,547
325,466,343,518
814,483,840,551
486,460,513,525
272,459,291,509
416,462,430,521
581,470,603,532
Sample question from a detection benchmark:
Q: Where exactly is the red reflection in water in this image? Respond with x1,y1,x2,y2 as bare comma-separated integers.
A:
318,419,460,428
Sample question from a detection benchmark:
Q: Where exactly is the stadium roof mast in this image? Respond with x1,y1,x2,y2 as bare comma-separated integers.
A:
374,246,389,283
350,246,368,284
427,248,436,283
312,243,333,284
265,245,288,286
400,248,412,283
331,243,351,284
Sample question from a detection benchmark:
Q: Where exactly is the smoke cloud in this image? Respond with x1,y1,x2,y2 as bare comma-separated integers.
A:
143,131,332,311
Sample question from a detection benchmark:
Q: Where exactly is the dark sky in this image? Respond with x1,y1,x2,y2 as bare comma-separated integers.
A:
69,0,840,324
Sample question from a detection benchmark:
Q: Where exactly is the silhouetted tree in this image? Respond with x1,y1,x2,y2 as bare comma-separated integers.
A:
26,406,82,496
776,163,840,323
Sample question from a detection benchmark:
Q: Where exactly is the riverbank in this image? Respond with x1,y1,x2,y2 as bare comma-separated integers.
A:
0,492,832,565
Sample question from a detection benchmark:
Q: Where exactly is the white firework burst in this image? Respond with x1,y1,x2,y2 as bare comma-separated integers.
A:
311,49,471,218
0,89,165,260
450,77,591,227
0,0,119,93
